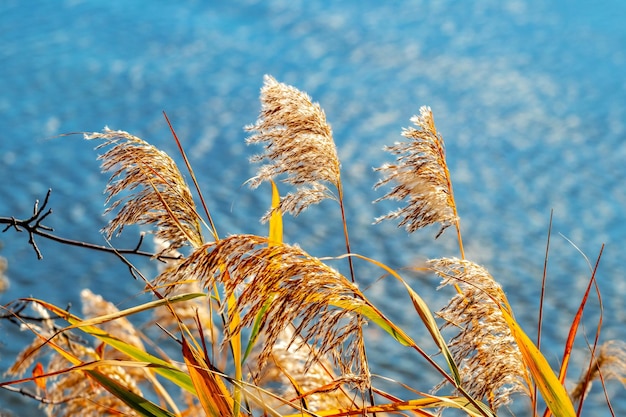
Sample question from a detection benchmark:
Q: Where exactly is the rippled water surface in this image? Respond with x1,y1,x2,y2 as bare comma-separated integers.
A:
1,1,625,414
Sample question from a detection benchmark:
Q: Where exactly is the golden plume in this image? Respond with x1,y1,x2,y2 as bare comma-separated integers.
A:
432,257,530,410
375,106,458,237
154,234,370,389
85,128,204,252
246,75,341,220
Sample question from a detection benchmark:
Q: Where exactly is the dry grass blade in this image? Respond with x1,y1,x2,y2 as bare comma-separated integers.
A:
85,128,204,253
246,75,341,220
155,234,370,389
182,337,234,417
432,258,530,410
375,106,458,236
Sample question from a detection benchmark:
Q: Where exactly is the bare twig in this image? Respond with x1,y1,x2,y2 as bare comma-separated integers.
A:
0,189,180,261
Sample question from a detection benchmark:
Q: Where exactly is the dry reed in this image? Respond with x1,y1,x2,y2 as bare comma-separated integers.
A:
246,75,341,220
571,340,626,403
251,327,358,414
432,258,530,410
84,128,204,253
375,106,458,236
155,233,370,389
3,74,624,417
8,303,143,417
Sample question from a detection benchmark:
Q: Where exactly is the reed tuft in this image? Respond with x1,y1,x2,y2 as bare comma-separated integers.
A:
375,106,458,236
150,237,216,341
432,257,530,410
84,128,204,252
155,234,370,388
246,75,341,220
4,74,624,416
45,347,142,417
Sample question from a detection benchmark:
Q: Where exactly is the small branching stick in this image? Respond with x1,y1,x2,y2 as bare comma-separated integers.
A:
0,189,176,261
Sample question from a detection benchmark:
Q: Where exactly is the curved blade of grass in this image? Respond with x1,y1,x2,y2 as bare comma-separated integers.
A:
557,244,604,385
281,394,489,417
182,337,234,417
223,271,243,416
335,253,460,384
242,294,275,363
499,306,576,417
332,254,495,417
87,369,177,417
65,293,205,330
332,298,413,346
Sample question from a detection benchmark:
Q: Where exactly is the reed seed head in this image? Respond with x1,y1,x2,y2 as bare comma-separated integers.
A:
571,340,626,403
155,234,370,389
246,75,341,220
8,302,143,417
45,346,142,417
85,128,204,253
252,327,359,414
432,257,529,409
375,106,458,235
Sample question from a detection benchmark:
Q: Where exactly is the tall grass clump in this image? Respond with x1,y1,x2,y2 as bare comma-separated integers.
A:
1,75,625,416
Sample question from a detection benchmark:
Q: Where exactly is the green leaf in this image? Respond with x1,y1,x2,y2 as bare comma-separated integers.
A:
88,369,177,417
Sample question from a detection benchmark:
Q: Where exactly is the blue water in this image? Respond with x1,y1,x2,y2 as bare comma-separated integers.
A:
1,1,625,415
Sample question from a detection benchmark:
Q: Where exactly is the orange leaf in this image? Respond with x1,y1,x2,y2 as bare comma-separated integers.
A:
182,337,234,416
32,362,46,392
95,341,106,359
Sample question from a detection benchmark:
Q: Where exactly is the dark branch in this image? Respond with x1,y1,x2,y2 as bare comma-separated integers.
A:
1,189,181,261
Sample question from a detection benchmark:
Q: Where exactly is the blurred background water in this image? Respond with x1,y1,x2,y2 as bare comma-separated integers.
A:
1,0,625,415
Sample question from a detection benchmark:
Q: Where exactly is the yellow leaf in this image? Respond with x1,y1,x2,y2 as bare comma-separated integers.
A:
268,180,283,246
499,308,576,417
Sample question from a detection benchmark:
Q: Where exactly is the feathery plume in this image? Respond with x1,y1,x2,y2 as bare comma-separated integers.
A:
8,302,56,377
432,258,529,410
155,234,370,389
571,340,626,403
246,75,341,220
85,128,204,253
375,106,458,236
0,255,8,293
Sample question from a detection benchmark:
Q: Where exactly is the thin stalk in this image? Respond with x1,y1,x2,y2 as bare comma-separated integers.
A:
534,210,553,417
336,182,356,283
429,137,465,296
446,179,464,261
336,181,377,416
439,147,465,295
163,111,219,242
